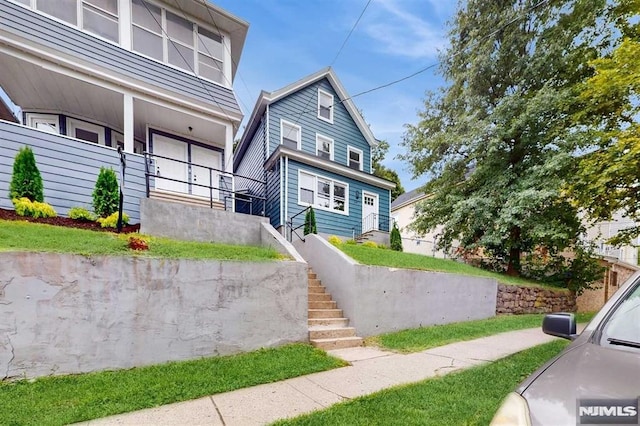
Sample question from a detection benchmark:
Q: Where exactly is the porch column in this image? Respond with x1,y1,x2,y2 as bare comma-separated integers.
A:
224,124,233,173
119,0,132,50
123,93,134,153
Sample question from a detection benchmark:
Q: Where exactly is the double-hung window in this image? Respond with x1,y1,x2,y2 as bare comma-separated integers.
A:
30,0,119,42
318,89,334,123
281,120,301,150
316,134,333,161
347,146,363,171
166,11,194,71
198,27,224,84
132,0,163,61
299,171,348,214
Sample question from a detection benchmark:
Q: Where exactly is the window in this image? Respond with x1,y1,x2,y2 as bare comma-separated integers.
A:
281,120,301,150
299,171,348,214
82,0,118,42
318,89,334,123
67,118,105,145
316,134,333,160
26,113,59,134
347,146,363,171
130,0,226,83
36,0,77,25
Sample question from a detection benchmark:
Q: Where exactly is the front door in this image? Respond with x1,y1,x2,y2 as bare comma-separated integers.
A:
152,135,188,194
191,145,222,200
362,192,378,232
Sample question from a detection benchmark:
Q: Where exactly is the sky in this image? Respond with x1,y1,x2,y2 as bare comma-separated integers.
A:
214,0,457,191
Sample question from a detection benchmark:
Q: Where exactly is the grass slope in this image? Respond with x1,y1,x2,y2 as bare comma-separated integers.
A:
275,340,569,426
0,220,283,261
368,312,595,353
0,344,347,426
338,243,562,288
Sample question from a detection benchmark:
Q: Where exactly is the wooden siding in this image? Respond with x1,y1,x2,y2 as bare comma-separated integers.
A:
284,160,390,238
265,164,281,228
0,2,240,116
0,121,147,223
234,116,266,215
268,78,372,173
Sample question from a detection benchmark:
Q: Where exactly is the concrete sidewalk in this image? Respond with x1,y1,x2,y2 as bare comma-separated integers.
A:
79,327,560,426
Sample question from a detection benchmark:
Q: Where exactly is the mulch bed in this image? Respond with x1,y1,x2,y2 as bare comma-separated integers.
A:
0,207,140,233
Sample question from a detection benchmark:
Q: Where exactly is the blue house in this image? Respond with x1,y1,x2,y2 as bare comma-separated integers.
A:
234,68,395,242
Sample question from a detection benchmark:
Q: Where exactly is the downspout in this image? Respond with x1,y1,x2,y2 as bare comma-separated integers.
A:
280,157,284,230
284,155,289,235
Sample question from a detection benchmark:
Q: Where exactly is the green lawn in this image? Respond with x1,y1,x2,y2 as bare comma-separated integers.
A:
275,340,570,426
367,312,596,353
0,220,284,261
338,243,563,288
0,344,347,426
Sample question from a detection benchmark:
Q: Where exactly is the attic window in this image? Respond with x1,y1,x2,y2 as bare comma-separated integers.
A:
318,89,334,123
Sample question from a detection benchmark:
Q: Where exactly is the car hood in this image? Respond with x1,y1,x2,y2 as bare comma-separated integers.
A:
521,339,640,426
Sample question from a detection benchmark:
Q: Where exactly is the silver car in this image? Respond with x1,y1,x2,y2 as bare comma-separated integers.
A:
491,272,640,425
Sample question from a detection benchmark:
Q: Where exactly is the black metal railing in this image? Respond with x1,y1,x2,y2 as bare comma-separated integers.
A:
354,213,392,238
143,151,266,215
286,206,312,242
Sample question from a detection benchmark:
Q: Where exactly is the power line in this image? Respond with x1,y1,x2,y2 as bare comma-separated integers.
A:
330,0,373,66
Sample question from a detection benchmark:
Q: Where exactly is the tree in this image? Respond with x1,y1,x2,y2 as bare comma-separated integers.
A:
390,222,403,251
304,207,317,235
569,0,640,245
400,0,611,276
372,140,405,201
9,146,44,202
92,167,119,218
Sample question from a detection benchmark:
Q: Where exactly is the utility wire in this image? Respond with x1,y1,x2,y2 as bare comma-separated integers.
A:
330,0,373,66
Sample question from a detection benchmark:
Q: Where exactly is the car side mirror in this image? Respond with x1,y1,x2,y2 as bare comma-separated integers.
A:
542,313,577,340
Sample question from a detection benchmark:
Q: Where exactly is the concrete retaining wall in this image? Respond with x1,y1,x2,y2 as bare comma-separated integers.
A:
294,235,497,336
0,252,308,380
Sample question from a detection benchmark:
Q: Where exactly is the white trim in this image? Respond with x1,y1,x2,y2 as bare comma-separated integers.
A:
285,156,289,227
347,145,363,171
66,117,106,145
317,88,333,123
279,156,284,228
316,133,334,161
265,146,395,190
280,119,301,150
25,113,59,133
297,169,349,216
362,191,379,232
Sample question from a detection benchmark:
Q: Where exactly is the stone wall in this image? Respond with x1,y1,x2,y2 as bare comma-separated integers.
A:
0,252,308,380
496,285,575,314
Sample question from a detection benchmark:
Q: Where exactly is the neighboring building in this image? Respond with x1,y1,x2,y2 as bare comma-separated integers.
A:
0,0,249,219
391,188,452,258
584,213,639,265
234,67,395,241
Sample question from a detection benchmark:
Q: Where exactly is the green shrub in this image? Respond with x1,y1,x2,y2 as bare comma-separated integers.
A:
328,235,342,246
12,197,57,218
97,212,129,228
390,222,403,251
92,167,119,218
345,239,357,245
68,207,96,222
362,241,379,248
303,207,317,235
9,146,44,202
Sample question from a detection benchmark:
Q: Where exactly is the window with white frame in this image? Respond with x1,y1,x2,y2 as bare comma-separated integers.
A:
299,171,348,214
347,146,363,171
316,134,333,161
281,120,301,150
67,118,105,145
29,0,119,42
318,89,334,123
26,113,59,134
131,0,226,83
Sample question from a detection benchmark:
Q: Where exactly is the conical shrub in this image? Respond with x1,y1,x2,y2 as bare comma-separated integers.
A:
92,167,119,218
9,146,44,202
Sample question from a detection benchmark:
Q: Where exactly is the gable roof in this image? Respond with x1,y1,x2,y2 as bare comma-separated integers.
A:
391,187,429,211
234,67,377,168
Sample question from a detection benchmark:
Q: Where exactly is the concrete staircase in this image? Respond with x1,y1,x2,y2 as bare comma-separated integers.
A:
307,269,363,350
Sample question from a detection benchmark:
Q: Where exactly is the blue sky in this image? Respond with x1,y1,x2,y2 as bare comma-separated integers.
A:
215,0,457,191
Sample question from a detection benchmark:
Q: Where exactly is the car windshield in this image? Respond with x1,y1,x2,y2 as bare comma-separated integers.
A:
600,281,640,349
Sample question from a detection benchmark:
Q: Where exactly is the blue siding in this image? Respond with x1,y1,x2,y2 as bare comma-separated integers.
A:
265,161,281,228
1,2,240,115
234,116,267,215
284,161,390,238
0,121,147,223
268,79,372,172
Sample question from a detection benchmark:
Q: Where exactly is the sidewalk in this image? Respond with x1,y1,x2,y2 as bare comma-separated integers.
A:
79,327,561,426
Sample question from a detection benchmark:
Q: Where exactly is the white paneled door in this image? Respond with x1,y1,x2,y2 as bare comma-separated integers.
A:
191,144,222,199
152,135,188,194
362,192,378,232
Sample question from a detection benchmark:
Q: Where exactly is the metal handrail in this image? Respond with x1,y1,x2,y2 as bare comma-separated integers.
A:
287,206,312,242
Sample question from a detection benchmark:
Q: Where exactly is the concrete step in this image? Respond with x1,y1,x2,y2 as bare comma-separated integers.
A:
308,293,332,302
309,326,357,340
310,336,363,350
308,300,337,309
308,318,350,327
308,309,343,319
308,284,327,293
308,278,322,286
308,272,317,280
